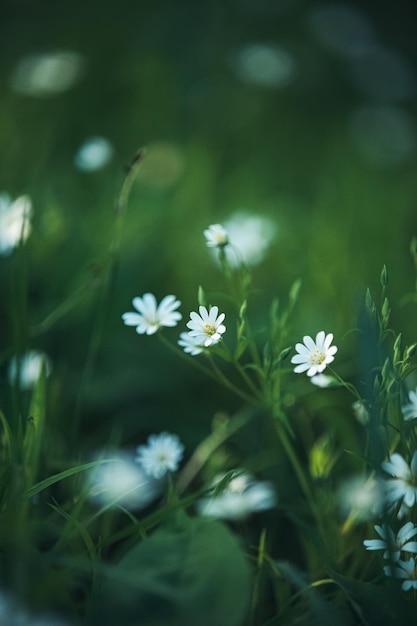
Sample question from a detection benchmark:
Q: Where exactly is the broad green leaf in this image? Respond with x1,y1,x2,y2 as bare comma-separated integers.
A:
89,513,251,626
328,568,417,626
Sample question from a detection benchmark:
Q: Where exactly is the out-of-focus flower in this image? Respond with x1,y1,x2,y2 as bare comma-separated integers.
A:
136,432,184,479
402,389,417,421
74,136,113,172
197,471,277,520
338,475,384,521
382,452,417,518
88,452,159,510
310,373,336,388
221,212,276,267
122,293,182,335
291,331,337,377
0,193,32,255
204,224,229,248
186,305,226,347
364,522,417,561
352,400,370,425
384,557,417,591
8,351,52,390
177,331,204,356
10,50,84,97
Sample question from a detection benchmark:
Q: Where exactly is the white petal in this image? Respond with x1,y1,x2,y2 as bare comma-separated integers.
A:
294,363,310,373
303,335,316,351
122,312,142,326
315,331,326,347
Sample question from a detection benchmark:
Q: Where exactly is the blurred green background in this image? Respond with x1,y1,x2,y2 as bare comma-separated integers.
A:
1,0,417,455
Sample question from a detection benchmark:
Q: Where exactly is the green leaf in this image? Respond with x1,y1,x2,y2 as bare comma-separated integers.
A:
89,513,251,626
23,357,47,486
328,568,417,626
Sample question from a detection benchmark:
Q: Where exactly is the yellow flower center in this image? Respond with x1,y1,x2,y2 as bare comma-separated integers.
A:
310,349,326,365
204,323,216,336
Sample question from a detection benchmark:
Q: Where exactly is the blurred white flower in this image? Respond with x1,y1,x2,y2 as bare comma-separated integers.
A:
186,305,226,347
0,193,32,255
122,293,182,335
8,351,52,390
204,224,229,248
382,452,417,518
10,50,84,97
338,475,384,521
364,522,417,561
136,432,184,479
384,557,417,591
197,471,277,520
177,331,204,356
291,331,337,377
310,373,335,388
402,389,417,421
221,212,276,267
88,452,159,510
74,136,113,172
352,400,369,425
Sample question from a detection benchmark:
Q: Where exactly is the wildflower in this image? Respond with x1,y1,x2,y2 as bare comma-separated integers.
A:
186,305,226,347
122,293,182,335
197,471,277,520
402,388,417,421
338,475,384,521
222,212,276,267
204,223,229,248
310,373,335,388
364,522,417,561
0,193,32,255
382,452,417,518
8,351,52,390
88,452,160,510
384,557,417,591
352,400,369,425
136,432,184,479
177,331,204,356
291,331,337,377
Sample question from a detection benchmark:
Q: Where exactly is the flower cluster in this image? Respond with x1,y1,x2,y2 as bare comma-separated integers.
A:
363,451,417,590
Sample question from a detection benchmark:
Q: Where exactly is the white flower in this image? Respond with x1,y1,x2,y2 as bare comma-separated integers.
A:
88,452,160,510
384,557,417,591
186,305,226,347
197,471,277,520
136,432,184,479
122,293,182,335
402,389,417,421
291,331,337,377
310,373,335,388
222,212,276,267
382,452,417,518
364,522,417,561
204,224,229,248
338,475,384,521
352,400,369,425
177,331,204,356
8,351,52,390
0,193,32,255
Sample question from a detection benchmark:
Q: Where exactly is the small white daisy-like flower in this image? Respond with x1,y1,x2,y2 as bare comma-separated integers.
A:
402,389,417,421
364,522,417,561
382,452,417,518
197,471,277,520
0,193,32,255
204,223,229,248
186,305,226,347
384,557,417,591
291,331,337,377
177,331,205,356
122,293,182,335
136,432,184,479
310,373,335,388
338,475,384,521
